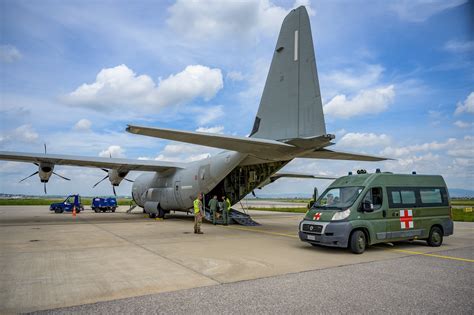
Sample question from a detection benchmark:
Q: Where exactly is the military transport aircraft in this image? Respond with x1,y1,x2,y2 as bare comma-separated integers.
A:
0,6,387,218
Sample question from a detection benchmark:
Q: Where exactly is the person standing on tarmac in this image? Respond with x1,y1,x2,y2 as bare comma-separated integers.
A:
208,195,218,225
222,195,231,225
193,193,204,234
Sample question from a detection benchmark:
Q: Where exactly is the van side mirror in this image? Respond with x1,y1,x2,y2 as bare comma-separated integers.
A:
362,200,374,212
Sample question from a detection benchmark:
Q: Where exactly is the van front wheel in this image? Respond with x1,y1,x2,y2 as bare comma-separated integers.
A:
427,226,443,247
349,230,366,254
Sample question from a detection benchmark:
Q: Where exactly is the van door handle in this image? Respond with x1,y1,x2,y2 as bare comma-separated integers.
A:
383,210,387,218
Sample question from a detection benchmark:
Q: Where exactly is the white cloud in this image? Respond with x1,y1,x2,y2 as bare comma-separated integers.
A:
381,138,458,157
64,64,223,111
323,85,395,119
153,143,218,162
0,45,22,63
1,124,39,145
454,120,472,129
73,119,92,131
321,64,384,93
196,126,224,134
227,71,245,81
390,0,467,22
197,105,224,125
99,145,125,158
337,132,390,148
454,92,474,115
167,0,313,40
444,39,474,54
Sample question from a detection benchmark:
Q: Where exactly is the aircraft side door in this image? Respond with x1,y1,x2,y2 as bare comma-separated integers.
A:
174,181,184,208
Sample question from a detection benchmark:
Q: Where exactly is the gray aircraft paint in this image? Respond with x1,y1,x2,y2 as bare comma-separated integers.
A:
250,7,326,141
0,6,389,217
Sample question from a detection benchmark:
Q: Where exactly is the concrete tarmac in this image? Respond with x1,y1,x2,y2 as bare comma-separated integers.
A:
0,205,473,313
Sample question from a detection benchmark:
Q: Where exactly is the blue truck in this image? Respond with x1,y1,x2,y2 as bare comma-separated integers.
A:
50,195,84,213
91,197,117,213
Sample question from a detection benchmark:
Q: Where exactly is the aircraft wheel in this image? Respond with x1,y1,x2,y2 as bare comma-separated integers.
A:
112,208,116,213
149,213,157,219
157,207,166,219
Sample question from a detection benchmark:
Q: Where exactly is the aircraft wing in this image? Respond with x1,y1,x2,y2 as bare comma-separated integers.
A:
0,151,184,172
300,149,391,161
270,172,337,180
126,125,295,157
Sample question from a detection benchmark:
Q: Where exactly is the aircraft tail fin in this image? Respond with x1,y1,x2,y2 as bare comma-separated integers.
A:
250,6,326,141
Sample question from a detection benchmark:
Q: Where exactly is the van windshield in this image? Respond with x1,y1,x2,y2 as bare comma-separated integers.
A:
312,186,364,210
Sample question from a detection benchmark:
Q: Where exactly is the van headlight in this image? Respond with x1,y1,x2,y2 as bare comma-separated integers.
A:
331,209,351,221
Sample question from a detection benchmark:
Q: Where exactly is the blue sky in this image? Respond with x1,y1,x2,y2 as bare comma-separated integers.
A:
0,0,473,196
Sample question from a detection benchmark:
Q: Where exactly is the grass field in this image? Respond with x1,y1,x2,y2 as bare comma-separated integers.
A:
451,200,474,206
0,198,134,206
249,206,474,222
247,207,308,213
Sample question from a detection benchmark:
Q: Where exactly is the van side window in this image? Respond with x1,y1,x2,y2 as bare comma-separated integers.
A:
388,187,448,208
387,187,417,207
420,188,442,204
362,187,383,210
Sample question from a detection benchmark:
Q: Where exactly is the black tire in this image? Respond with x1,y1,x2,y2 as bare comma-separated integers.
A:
427,226,443,247
349,230,366,254
111,207,116,213
157,206,165,219
54,208,61,213
149,213,157,219
310,243,319,247
94,209,99,213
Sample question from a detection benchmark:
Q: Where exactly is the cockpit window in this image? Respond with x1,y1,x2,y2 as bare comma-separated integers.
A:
312,186,363,210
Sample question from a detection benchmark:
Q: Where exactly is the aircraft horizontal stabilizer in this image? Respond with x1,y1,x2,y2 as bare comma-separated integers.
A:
126,125,295,158
0,151,184,172
300,149,391,161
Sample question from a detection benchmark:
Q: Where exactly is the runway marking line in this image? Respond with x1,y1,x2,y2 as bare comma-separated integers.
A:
225,225,298,239
225,226,474,263
387,248,474,263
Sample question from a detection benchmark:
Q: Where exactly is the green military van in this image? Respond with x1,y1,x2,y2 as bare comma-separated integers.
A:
299,171,453,254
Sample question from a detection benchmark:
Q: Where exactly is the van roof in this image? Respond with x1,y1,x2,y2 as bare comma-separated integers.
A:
331,173,446,188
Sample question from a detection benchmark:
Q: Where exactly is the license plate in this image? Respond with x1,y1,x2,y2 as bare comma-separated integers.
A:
307,234,316,241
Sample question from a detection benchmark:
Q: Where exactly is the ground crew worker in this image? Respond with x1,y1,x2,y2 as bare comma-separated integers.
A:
222,195,231,225
208,195,218,225
193,193,204,234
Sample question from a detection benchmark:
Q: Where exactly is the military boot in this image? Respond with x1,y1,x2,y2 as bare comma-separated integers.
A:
197,228,203,234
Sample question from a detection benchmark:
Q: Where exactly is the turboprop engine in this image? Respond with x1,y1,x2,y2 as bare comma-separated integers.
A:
19,162,71,194
93,168,134,196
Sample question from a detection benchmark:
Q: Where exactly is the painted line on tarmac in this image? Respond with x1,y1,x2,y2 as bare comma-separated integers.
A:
227,226,474,263
225,225,298,238
388,248,474,263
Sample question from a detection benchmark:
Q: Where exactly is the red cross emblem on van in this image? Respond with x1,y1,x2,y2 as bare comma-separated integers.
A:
313,212,321,221
400,209,414,229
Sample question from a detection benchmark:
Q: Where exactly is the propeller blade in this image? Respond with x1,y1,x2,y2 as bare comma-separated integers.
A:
34,163,39,166
44,183,47,194
113,186,117,196
93,175,109,188
251,190,256,198
124,178,134,183
44,143,47,154
53,172,71,181
101,168,108,173
19,171,39,183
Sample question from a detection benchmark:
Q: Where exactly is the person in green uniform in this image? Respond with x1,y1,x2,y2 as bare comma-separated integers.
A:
193,193,204,234
222,195,231,225
208,195,218,225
